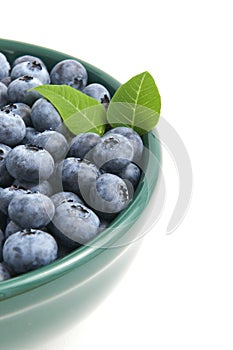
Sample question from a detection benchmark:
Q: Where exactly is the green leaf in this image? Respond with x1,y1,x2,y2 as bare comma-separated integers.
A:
32,85,107,135
107,71,161,135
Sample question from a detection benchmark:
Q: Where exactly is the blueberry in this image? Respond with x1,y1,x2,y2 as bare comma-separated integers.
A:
0,81,8,106
116,162,141,189
31,98,62,132
0,52,10,80
82,83,111,109
59,157,101,200
0,110,26,146
48,201,100,248
32,130,68,162
1,76,12,86
4,221,22,239
8,192,55,228
0,143,14,187
2,229,58,274
13,179,53,196
5,220,48,239
1,102,32,127
22,127,39,144
50,59,88,90
12,55,46,69
0,262,11,281
0,185,31,215
91,133,134,173
105,126,144,165
11,60,50,84
50,191,84,208
6,144,54,183
88,173,130,219
7,75,42,106
67,132,101,160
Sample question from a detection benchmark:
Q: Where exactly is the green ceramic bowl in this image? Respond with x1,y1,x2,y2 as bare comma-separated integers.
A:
0,38,161,349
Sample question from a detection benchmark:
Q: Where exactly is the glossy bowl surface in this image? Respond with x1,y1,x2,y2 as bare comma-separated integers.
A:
0,38,161,349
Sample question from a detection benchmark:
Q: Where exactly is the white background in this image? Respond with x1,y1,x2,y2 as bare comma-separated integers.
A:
1,0,233,349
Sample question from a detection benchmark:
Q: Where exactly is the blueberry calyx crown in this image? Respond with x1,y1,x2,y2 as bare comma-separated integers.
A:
22,228,33,236
30,61,42,71
2,108,14,115
25,144,43,152
1,103,17,112
71,204,90,217
103,136,119,149
100,94,110,104
19,75,33,82
9,184,31,193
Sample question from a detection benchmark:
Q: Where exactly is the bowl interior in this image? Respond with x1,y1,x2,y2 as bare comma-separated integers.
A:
0,39,161,300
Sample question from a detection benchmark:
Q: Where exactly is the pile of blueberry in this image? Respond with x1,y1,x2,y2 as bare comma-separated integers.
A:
0,52,143,281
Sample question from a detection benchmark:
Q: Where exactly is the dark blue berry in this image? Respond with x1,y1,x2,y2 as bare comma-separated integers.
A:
31,98,62,132
91,133,134,173
6,144,54,183
0,185,31,216
82,83,111,108
116,162,141,189
67,132,101,160
11,60,50,84
13,179,53,196
0,110,26,146
88,173,130,219
49,201,100,248
105,126,144,165
2,229,58,274
4,221,22,239
1,103,32,127
8,192,55,228
50,191,84,208
22,127,39,144
59,157,101,201
32,130,68,162
7,75,42,106
50,59,88,90
12,55,46,69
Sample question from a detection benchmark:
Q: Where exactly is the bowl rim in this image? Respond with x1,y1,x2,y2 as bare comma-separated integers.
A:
0,38,162,300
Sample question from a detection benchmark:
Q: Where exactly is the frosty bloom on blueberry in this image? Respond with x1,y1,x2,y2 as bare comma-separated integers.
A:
48,202,100,248
7,75,42,106
3,229,58,274
31,98,63,131
6,144,54,183
0,109,26,146
1,102,32,127
91,133,134,173
50,59,88,90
